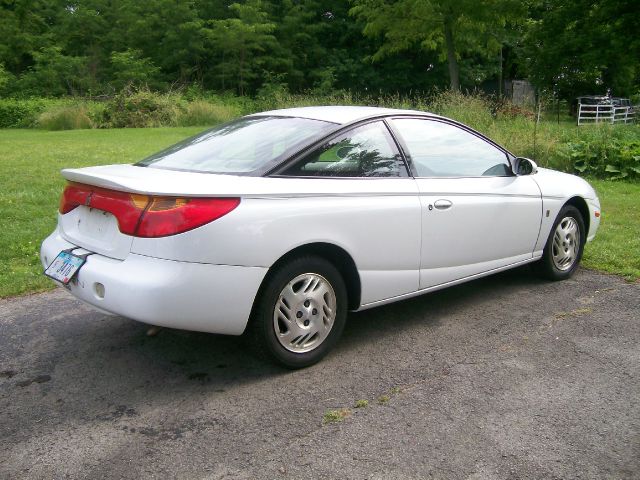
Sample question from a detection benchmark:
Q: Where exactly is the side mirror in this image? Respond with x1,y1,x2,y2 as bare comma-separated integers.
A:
513,157,538,176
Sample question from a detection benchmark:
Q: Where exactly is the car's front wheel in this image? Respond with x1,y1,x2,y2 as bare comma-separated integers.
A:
249,256,347,368
536,205,586,280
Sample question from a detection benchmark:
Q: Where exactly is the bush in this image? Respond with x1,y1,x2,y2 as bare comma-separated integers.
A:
37,106,94,130
254,73,291,112
110,50,163,91
176,100,241,126
102,87,183,128
0,99,49,128
0,63,12,93
561,132,640,180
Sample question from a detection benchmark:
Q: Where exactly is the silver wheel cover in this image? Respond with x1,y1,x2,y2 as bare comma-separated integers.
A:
552,216,581,271
273,273,337,353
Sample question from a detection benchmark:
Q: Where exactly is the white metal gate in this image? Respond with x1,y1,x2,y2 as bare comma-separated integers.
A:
577,103,636,125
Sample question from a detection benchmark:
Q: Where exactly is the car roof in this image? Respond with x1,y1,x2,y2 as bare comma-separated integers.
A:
248,105,436,125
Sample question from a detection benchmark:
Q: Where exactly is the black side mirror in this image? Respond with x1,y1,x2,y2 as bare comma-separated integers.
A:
513,157,538,176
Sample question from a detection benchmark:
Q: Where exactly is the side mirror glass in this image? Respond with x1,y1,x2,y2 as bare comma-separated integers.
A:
513,157,538,176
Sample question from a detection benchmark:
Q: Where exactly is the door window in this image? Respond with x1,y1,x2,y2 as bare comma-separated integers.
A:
392,119,512,177
282,121,407,177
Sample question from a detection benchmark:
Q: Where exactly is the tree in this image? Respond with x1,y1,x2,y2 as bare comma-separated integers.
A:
523,0,640,99
0,0,53,76
273,0,329,91
18,46,91,96
102,0,208,86
203,1,279,95
110,49,162,90
0,63,13,93
350,0,524,90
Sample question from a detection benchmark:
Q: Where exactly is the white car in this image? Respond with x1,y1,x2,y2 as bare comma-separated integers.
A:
41,106,601,368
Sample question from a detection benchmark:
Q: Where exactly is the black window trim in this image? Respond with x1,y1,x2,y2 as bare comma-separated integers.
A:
267,117,413,179
266,113,517,179
238,115,341,177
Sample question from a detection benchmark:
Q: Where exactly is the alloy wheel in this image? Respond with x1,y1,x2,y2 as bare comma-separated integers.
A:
272,273,337,353
552,216,581,271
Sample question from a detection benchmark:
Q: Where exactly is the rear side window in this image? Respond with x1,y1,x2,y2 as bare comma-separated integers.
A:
391,118,512,177
282,121,407,177
137,116,335,174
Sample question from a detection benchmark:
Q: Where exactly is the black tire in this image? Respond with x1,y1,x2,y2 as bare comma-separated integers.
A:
248,256,348,369
535,205,586,281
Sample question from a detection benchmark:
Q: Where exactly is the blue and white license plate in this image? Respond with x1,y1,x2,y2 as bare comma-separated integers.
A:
44,251,86,284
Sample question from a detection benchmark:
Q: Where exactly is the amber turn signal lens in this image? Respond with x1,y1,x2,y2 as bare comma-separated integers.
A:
148,197,189,211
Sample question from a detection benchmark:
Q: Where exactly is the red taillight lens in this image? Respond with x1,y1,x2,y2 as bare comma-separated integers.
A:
136,197,240,238
88,188,149,235
59,183,148,235
59,183,91,214
59,182,240,237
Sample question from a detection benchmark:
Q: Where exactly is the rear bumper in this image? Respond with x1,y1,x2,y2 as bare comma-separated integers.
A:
41,229,267,335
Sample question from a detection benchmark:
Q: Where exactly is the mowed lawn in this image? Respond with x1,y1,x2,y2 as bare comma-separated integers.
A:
582,179,640,281
0,127,203,297
0,127,638,298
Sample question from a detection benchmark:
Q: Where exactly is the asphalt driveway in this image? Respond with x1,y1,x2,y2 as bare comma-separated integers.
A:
1,268,638,479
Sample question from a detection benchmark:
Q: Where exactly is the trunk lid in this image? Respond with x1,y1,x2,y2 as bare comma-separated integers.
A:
61,164,257,197
58,164,249,260
59,206,133,260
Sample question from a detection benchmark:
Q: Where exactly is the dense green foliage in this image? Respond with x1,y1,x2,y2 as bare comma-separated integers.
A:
524,0,640,100
0,0,637,99
560,128,640,180
0,97,107,127
0,98,50,128
350,0,524,90
2,88,638,181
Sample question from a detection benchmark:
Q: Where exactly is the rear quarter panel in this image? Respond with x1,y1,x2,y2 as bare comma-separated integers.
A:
131,178,422,305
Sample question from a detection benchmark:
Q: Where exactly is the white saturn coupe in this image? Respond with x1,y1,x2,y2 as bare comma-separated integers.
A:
41,106,601,368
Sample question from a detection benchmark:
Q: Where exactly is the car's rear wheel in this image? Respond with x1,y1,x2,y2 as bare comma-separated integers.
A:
249,256,347,368
535,205,585,280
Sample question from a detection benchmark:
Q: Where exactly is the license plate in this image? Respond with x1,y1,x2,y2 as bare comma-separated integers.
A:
44,251,86,284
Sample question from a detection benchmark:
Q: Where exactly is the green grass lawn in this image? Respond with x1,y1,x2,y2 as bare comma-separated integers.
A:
0,127,203,297
0,127,637,298
582,179,640,281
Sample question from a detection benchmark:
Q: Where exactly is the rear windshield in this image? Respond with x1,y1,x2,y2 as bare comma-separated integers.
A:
136,116,336,174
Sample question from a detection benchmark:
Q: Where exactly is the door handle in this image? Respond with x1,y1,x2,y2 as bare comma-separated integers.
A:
433,199,453,210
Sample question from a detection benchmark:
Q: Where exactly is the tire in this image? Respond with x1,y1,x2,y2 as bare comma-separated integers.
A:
248,256,348,369
535,205,586,281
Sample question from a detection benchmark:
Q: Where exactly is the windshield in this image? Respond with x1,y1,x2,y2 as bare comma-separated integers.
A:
136,116,336,174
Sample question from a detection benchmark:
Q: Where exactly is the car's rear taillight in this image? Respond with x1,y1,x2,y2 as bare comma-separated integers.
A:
59,182,240,237
135,196,240,238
